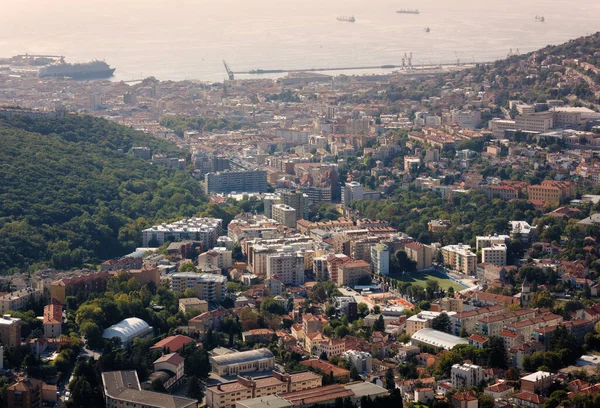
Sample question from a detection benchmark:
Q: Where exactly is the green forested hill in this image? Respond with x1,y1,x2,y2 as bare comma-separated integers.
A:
0,114,206,274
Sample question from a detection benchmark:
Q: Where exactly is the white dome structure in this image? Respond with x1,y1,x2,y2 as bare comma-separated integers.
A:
102,317,152,344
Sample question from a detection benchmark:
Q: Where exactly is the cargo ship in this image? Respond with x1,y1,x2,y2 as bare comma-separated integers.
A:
397,9,419,14
535,15,545,22
39,58,115,79
336,16,355,22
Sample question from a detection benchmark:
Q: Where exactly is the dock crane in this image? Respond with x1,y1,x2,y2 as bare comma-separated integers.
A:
223,60,234,80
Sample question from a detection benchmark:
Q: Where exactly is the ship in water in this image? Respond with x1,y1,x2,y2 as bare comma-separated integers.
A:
39,58,115,79
336,16,355,23
397,9,419,14
424,27,430,33
535,15,545,22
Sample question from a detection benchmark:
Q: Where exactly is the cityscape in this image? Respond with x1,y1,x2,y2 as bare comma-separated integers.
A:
3,3,600,408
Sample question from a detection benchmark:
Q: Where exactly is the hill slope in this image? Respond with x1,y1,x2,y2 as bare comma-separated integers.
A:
0,114,206,274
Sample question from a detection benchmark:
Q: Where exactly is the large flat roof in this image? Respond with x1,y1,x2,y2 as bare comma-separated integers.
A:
411,328,469,350
210,348,274,366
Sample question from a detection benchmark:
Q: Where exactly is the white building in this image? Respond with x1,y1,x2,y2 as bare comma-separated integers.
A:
170,273,227,301
198,247,233,272
342,181,363,207
481,244,507,267
476,234,510,251
266,248,305,286
441,244,477,275
370,244,390,276
451,110,481,130
411,328,469,350
142,217,222,248
271,203,298,228
451,363,483,388
343,350,373,374
102,318,152,345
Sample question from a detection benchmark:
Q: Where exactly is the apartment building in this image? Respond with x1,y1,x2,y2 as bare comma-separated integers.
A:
0,288,42,314
178,298,209,314
281,190,308,220
404,242,433,271
43,303,62,339
8,378,43,408
50,272,110,304
198,247,233,273
142,217,223,248
450,305,506,336
451,363,483,388
441,244,477,275
527,180,574,206
109,266,161,287
476,309,536,337
337,260,371,287
481,244,507,267
170,273,227,302
451,110,481,130
266,249,305,286
476,264,507,284
475,234,510,251
0,315,22,348
370,244,390,276
205,170,268,194
271,204,298,228
342,181,363,207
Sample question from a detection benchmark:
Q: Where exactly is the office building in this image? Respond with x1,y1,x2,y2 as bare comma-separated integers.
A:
205,170,268,194
514,112,554,132
370,244,390,276
266,248,305,286
271,204,298,228
170,273,227,302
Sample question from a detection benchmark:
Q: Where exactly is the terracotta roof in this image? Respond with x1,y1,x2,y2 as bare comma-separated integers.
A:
514,391,546,404
154,352,185,366
150,335,194,352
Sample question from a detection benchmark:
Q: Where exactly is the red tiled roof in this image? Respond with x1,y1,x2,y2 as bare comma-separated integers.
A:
150,335,194,352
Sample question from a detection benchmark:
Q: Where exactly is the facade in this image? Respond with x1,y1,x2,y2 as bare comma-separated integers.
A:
281,190,308,220
198,247,233,272
441,244,477,275
0,315,22,348
515,112,554,132
209,348,275,376
179,298,209,314
8,379,43,408
205,170,268,194
343,350,373,374
527,180,574,206
370,244,390,276
50,272,109,304
170,273,227,301
266,249,305,285
142,217,222,248
342,181,364,207
102,370,196,408
521,371,553,393
110,266,161,287
451,110,481,129
43,303,62,339
489,119,517,138
0,288,42,314
451,363,483,388
475,234,510,251
271,204,298,228
404,242,433,271
481,244,507,267
337,260,371,287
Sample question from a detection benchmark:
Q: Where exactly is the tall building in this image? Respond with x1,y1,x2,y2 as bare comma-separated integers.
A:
370,244,390,276
266,248,305,286
8,379,42,408
404,242,433,271
476,234,510,251
441,245,477,275
451,110,481,130
281,190,308,220
481,244,507,267
451,363,483,388
170,273,227,302
342,181,363,207
271,204,298,228
43,303,62,339
337,260,371,286
0,315,21,348
205,170,267,194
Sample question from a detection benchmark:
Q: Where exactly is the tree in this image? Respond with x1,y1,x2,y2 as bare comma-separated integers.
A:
460,327,469,338
320,351,328,361
260,297,286,315
487,336,508,369
447,287,455,298
372,305,381,315
373,315,385,332
357,303,369,317
150,379,167,393
385,368,395,390
479,394,495,408
432,313,451,333
186,376,204,401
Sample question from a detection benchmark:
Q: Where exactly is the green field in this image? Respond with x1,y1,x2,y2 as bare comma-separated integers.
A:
390,270,466,291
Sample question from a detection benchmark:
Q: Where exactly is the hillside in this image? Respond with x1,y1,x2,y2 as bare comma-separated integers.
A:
0,114,207,274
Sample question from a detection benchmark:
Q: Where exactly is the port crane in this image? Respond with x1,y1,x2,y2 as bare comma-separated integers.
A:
223,60,235,80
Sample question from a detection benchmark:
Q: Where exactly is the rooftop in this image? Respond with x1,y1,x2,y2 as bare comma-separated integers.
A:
210,348,274,366
411,328,469,350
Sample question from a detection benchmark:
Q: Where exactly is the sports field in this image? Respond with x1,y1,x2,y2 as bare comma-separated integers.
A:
391,270,466,291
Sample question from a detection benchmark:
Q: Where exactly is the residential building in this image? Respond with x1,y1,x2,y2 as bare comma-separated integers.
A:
205,170,268,194
451,110,481,130
428,219,451,233
281,190,308,220
49,272,109,304
198,247,233,273
513,392,546,408
150,335,194,353
475,234,510,251
527,180,574,206
342,181,363,207
481,244,507,267
0,288,42,314
142,217,223,248
170,273,227,302
266,248,305,286
343,350,373,374
370,244,390,276
521,371,553,393
271,204,298,228
0,314,22,348
441,244,477,275
337,260,371,287
109,266,161,287
484,382,514,399
403,242,433,271
317,338,346,359
209,348,275,376
476,264,506,284
102,370,196,408
299,359,350,383
451,392,478,408
8,379,43,408
43,303,62,339
150,353,185,391
510,221,537,244
179,298,209,314
451,363,483,388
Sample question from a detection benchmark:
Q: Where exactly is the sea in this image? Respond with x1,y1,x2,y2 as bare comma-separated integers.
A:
1,0,600,83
